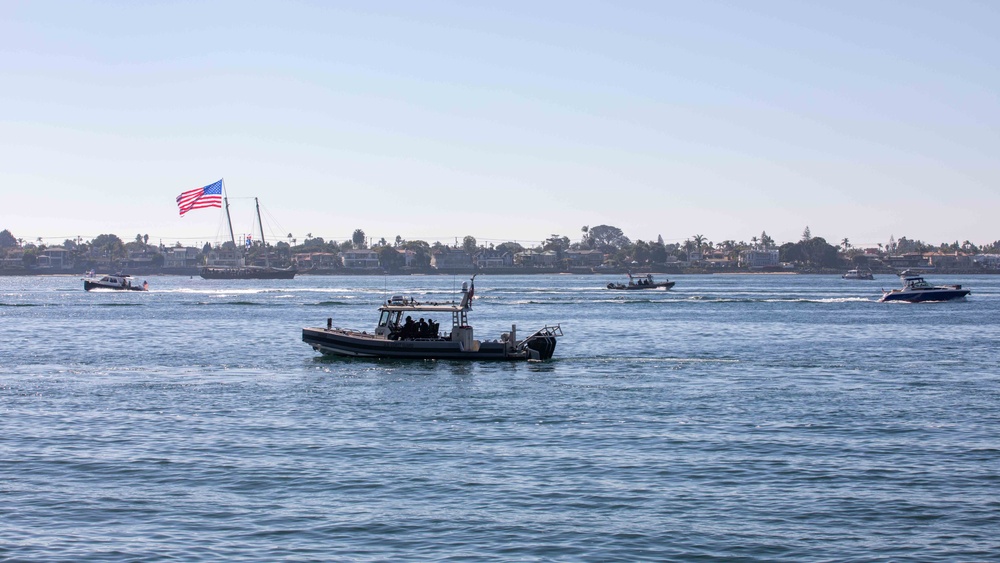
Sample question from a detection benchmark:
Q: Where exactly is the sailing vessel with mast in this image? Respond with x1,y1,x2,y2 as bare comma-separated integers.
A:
200,183,297,280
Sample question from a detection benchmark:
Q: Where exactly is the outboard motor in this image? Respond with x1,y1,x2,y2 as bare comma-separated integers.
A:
516,325,562,360
525,336,557,361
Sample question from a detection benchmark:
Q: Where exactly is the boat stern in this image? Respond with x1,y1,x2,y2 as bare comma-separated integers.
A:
515,325,563,361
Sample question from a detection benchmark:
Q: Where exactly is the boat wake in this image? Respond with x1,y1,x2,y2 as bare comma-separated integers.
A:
550,356,741,364
194,300,265,306
685,296,875,304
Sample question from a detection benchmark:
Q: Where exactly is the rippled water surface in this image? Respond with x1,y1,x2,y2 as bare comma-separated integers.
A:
2,274,999,561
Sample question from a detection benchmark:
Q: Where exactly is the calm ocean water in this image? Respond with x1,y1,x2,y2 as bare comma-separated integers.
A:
2,273,999,561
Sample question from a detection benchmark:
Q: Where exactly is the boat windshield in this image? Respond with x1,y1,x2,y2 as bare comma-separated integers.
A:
906,278,933,289
378,310,401,327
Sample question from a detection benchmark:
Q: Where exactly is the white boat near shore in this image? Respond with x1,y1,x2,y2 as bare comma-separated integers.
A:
83,273,148,291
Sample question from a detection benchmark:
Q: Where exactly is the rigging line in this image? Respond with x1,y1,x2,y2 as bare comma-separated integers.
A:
257,203,291,242
214,205,228,246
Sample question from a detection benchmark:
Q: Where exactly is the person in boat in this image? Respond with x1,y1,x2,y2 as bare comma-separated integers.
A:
401,316,415,339
417,318,428,338
143,281,149,290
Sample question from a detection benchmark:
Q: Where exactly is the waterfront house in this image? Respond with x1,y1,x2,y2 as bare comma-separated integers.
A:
1,249,24,269
702,251,735,269
973,254,1000,270
565,249,605,269
37,247,71,269
396,249,417,268
340,249,380,269
739,249,780,269
885,253,931,271
163,247,201,269
293,252,341,270
925,252,973,271
474,249,513,269
126,250,156,270
514,250,558,268
431,247,473,270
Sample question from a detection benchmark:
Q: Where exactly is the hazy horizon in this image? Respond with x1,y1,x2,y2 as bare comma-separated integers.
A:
3,1,998,249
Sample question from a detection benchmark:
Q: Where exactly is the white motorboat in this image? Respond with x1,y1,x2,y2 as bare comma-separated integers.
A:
83,274,148,291
842,268,874,280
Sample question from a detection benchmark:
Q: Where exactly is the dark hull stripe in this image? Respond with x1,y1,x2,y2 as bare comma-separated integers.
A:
83,281,146,291
303,329,518,360
881,290,970,302
607,282,675,290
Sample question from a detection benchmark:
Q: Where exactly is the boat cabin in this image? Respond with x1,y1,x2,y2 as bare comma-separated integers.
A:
903,276,934,289
96,274,133,287
375,300,467,341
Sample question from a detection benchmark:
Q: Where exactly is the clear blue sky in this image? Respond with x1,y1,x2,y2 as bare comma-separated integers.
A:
2,0,997,249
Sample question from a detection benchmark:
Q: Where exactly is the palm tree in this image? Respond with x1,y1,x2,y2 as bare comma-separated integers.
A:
692,234,705,252
750,236,759,250
841,238,850,252
352,229,366,248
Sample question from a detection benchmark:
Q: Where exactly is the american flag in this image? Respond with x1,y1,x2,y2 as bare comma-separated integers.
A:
176,180,223,216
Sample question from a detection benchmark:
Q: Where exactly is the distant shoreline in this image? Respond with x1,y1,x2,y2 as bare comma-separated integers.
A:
3,269,998,277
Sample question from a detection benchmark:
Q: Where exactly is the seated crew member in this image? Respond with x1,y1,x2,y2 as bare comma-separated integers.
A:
401,316,415,339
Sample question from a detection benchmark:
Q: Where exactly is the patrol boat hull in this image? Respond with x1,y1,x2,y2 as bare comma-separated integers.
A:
303,276,561,361
302,327,557,361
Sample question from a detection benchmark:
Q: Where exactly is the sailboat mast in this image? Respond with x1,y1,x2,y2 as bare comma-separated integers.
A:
255,197,269,268
222,179,239,265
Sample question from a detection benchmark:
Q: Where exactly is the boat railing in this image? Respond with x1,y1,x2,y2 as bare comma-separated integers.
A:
517,325,563,346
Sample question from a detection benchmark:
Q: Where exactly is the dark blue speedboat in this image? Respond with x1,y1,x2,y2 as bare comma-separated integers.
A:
879,276,969,303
